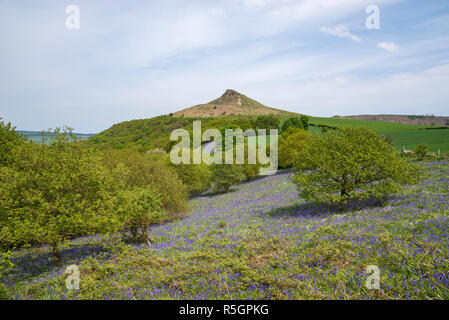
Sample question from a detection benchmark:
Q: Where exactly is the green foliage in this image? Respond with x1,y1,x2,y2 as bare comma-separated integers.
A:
292,127,420,205
254,115,280,131
84,115,192,152
281,117,302,133
211,163,246,193
171,161,212,196
239,162,261,181
300,115,309,130
279,128,311,168
0,118,25,166
118,188,166,243
0,251,13,272
0,128,123,265
101,149,188,216
415,143,428,161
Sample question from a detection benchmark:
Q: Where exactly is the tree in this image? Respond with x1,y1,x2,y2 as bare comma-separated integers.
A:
292,127,419,205
254,115,280,131
300,115,309,130
0,128,124,266
211,163,246,193
279,127,311,168
0,118,24,166
171,161,212,196
281,119,293,133
101,149,188,216
281,117,304,133
415,144,427,161
118,188,166,243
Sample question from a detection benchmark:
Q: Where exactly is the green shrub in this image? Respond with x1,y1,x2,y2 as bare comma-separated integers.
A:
118,188,166,243
211,163,246,193
254,115,280,130
171,161,212,196
281,117,304,133
279,127,311,168
300,115,309,130
292,127,420,205
415,143,427,161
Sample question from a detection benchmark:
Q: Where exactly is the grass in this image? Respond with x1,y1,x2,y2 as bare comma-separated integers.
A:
309,117,430,132
385,129,449,153
2,161,449,300
308,117,449,154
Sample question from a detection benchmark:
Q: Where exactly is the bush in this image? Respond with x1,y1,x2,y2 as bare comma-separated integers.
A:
292,127,420,205
211,163,246,193
279,127,311,168
254,115,280,131
171,161,212,196
118,188,166,243
0,128,124,265
300,115,309,130
281,117,304,133
415,144,427,161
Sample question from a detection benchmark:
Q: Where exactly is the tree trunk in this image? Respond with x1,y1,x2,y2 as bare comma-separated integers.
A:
52,244,63,267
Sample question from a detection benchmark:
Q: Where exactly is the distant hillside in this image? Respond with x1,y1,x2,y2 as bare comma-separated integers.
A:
173,89,294,118
19,131,94,144
83,114,273,152
84,90,449,154
334,114,449,127
84,116,192,151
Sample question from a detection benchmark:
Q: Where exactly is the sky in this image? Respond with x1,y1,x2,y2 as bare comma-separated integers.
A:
1,0,449,133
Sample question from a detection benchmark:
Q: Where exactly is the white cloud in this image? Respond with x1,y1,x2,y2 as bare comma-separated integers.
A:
377,42,400,52
320,25,361,42
1,0,448,132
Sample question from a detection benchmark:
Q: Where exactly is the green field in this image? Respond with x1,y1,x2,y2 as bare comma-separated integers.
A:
384,129,449,153
307,117,449,154
308,116,430,131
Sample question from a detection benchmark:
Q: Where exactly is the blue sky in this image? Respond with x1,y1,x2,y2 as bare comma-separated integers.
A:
1,0,448,133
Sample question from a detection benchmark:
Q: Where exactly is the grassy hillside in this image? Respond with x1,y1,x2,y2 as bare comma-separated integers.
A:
308,117,449,153
385,128,449,153
5,161,449,299
85,113,449,154
335,114,449,127
84,115,279,151
84,116,192,151
309,116,430,132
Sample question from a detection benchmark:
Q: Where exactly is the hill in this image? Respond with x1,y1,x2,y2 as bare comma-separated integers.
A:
334,114,449,126
84,90,449,154
173,89,294,117
18,131,93,144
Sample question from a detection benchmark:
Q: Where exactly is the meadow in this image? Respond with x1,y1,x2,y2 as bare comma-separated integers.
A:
2,160,448,300
308,117,449,153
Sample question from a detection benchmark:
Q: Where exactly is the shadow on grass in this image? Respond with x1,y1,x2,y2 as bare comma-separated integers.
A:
2,243,109,283
195,169,294,199
265,196,390,218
